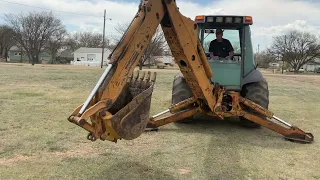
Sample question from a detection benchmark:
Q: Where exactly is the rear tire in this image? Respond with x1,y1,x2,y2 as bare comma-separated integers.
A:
239,79,269,128
171,73,194,123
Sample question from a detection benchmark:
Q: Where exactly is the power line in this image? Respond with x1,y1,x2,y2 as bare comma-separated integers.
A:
0,0,106,18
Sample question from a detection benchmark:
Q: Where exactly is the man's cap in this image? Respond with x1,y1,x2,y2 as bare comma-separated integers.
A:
216,29,223,34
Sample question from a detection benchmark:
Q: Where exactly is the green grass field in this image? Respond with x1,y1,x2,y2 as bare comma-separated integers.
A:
0,63,319,180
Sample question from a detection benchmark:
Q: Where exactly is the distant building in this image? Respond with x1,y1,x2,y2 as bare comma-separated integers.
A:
57,49,74,64
71,47,111,67
7,46,52,63
303,58,320,72
58,49,73,58
154,49,175,65
268,62,280,69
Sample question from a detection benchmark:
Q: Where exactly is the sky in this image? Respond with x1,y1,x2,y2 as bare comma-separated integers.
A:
0,0,320,51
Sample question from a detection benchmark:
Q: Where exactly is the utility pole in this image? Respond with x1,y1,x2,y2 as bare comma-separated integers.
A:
101,9,106,69
258,44,260,54
282,35,287,74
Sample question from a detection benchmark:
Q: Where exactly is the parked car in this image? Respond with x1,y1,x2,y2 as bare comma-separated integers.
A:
287,68,305,73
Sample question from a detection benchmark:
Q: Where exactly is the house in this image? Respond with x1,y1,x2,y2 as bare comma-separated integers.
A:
56,49,73,64
71,47,111,67
268,62,280,69
58,49,73,58
7,46,27,63
7,46,52,63
302,58,320,72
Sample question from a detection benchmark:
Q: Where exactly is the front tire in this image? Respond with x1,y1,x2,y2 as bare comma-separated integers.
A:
239,79,269,128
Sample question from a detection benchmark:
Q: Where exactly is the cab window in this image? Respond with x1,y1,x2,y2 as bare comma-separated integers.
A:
201,29,241,54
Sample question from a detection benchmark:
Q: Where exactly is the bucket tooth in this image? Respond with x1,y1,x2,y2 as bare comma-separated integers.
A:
151,72,157,83
145,71,151,82
127,72,133,83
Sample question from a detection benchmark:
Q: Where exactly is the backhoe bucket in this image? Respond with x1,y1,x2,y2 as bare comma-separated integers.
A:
107,71,156,140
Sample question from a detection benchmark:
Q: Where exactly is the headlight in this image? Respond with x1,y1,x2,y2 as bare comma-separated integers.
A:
216,17,223,23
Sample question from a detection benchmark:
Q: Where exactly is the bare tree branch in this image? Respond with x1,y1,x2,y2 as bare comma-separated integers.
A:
255,50,277,68
269,30,320,73
115,22,166,69
66,31,110,51
5,12,66,65
46,27,67,64
0,25,15,61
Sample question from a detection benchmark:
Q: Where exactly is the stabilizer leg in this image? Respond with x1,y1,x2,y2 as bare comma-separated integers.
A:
146,97,199,130
146,108,199,131
239,97,314,143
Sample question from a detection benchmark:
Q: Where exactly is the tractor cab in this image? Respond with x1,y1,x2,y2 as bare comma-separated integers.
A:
196,15,260,91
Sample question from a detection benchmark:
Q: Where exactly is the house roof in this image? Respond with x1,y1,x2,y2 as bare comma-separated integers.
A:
74,47,111,54
58,49,73,58
9,46,46,52
10,46,24,51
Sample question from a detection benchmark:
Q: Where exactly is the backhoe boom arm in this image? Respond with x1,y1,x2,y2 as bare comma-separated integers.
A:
68,0,219,141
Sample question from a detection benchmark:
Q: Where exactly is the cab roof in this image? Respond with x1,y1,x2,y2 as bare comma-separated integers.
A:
195,15,253,25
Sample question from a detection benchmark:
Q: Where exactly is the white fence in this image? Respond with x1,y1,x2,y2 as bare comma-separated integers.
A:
70,60,107,67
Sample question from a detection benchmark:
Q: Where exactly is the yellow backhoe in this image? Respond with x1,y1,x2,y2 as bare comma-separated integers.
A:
68,0,313,143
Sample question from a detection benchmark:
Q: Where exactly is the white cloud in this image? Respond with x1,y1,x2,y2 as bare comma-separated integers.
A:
1,0,320,50
0,0,139,35
256,20,320,36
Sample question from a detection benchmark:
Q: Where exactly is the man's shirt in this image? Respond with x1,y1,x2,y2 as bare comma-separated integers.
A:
209,38,234,58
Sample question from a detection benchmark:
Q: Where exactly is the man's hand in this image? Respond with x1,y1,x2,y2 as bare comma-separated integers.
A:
226,51,234,60
210,52,219,60
212,56,219,60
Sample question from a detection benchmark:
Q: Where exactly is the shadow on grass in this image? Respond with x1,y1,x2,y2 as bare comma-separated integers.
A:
158,116,291,149
96,161,175,180
156,117,297,179
202,124,248,179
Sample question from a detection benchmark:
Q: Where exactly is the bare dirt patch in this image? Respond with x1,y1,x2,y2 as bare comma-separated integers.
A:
0,155,30,166
47,144,98,158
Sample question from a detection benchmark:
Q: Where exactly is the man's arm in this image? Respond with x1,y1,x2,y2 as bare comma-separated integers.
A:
210,52,213,58
209,41,218,60
210,52,219,60
209,41,213,58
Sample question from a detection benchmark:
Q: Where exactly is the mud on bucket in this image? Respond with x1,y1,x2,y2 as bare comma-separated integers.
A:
108,71,156,140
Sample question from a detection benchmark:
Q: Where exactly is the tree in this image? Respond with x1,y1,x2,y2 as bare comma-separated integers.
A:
67,32,110,51
269,30,320,73
0,25,15,62
46,25,67,64
255,50,277,68
5,12,66,65
115,23,166,70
